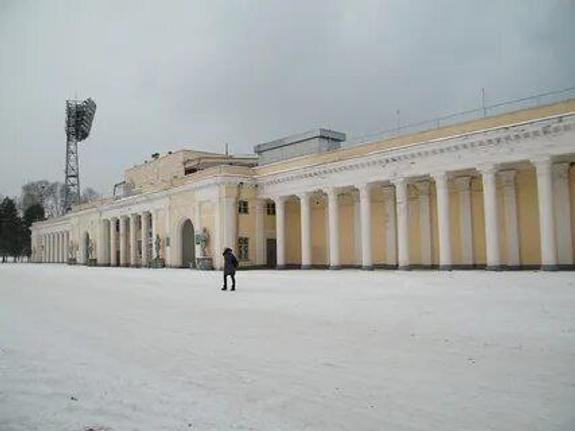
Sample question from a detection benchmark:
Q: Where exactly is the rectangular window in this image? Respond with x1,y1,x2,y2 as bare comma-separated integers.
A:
238,237,249,261
238,200,249,214
266,202,276,215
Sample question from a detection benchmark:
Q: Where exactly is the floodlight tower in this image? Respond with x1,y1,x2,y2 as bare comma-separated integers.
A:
64,98,96,212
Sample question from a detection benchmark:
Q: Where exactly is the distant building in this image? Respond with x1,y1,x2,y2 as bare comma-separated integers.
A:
31,100,575,271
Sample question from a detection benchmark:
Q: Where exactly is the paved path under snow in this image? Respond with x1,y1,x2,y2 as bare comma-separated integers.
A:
0,264,574,431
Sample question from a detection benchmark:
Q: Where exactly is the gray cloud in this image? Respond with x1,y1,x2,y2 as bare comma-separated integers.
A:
1,0,574,197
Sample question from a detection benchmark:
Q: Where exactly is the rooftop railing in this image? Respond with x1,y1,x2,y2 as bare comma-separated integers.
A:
344,86,575,148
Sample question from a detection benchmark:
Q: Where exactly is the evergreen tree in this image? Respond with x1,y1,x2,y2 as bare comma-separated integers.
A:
0,197,21,262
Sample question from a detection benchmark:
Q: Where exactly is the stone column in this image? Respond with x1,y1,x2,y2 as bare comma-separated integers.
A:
480,165,501,270
254,199,265,266
393,178,410,269
119,216,127,266
500,170,520,268
415,181,432,266
433,172,452,270
41,235,46,262
552,162,573,266
151,210,159,259
326,188,340,269
59,233,64,262
110,218,118,266
274,196,286,269
533,157,558,270
455,176,473,266
130,214,138,266
48,234,52,262
64,232,69,263
353,192,361,265
358,183,373,269
141,213,149,267
383,186,397,266
298,192,312,269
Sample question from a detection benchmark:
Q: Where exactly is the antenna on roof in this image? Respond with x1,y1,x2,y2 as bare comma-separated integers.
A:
225,143,229,156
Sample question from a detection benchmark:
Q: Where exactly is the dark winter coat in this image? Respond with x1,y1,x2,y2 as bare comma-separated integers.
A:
223,248,238,275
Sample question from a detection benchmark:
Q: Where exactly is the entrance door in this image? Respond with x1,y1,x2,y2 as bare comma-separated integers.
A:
266,238,277,268
181,219,195,268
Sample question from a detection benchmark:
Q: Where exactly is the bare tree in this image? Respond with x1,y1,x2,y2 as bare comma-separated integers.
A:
81,187,101,204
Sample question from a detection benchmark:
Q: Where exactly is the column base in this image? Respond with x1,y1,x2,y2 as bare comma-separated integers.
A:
438,265,452,271
541,264,558,271
486,265,502,271
276,264,286,270
361,265,373,271
301,264,312,270
329,265,341,270
398,265,411,271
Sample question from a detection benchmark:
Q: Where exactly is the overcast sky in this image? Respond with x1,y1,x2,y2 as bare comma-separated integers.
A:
1,0,574,198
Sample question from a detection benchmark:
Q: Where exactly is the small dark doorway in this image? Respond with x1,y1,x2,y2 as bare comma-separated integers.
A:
181,219,195,268
266,238,277,268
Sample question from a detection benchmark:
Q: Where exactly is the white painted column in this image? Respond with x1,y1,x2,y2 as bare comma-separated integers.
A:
327,188,340,269
480,165,501,270
383,186,397,266
59,233,65,262
129,214,138,266
454,176,473,266
500,170,520,267
358,183,373,269
48,234,53,262
110,218,118,266
254,199,265,266
353,192,361,265
165,206,171,266
223,197,237,254
415,181,432,266
64,232,69,263
140,213,149,267
119,216,127,266
552,162,573,266
433,172,452,270
533,157,558,270
151,210,159,260
393,178,410,269
274,196,286,269
298,192,312,269
55,233,61,262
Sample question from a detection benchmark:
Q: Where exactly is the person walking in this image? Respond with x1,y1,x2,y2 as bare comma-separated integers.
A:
222,247,238,291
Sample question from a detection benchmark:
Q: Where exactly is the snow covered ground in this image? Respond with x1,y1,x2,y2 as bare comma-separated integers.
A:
1,264,574,431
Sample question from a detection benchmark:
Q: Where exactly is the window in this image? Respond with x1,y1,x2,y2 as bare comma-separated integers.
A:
266,202,276,215
238,200,249,214
238,237,249,261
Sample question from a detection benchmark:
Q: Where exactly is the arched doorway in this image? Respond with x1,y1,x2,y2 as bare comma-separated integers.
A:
181,219,195,268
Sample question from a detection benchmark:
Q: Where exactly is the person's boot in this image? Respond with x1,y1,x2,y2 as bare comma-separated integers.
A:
231,286,235,291
221,286,227,291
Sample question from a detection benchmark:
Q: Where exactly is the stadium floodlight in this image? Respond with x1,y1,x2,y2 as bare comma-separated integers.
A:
64,97,97,212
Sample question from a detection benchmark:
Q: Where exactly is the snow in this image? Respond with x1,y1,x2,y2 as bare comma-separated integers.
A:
1,265,574,431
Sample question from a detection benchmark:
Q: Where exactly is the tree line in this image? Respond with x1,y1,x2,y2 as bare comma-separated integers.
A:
0,181,99,262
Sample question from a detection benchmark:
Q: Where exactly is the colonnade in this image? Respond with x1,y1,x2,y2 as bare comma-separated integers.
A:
100,211,155,267
39,231,69,263
266,157,573,271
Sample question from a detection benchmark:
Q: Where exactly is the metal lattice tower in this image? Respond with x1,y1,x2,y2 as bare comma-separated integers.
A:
64,98,96,212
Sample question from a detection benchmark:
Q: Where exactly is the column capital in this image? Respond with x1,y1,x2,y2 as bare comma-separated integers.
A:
297,191,312,201
454,176,472,192
430,171,449,182
273,195,288,204
324,186,341,197
391,177,408,187
355,183,373,195
531,156,553,171
477,163,498,176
